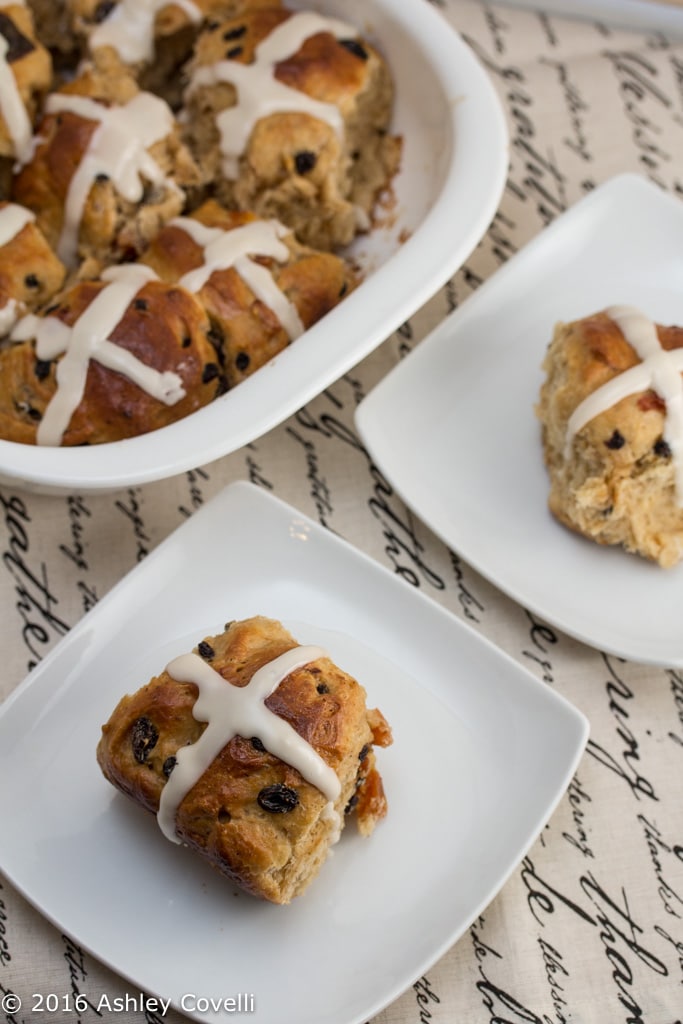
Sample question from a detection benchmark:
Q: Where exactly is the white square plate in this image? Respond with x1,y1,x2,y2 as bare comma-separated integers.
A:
0,482,587,1024
0,0,507,493
355,173,683,667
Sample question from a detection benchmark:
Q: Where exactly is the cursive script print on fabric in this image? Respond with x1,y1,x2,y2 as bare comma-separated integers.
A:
0,490,70,674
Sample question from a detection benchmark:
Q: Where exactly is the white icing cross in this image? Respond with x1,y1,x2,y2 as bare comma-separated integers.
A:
11,264,185,445
187,10,358,179
0,201,33,247
44,91,177,266
158,645,341,843
170,216,305,340
565,304,683,504
90,0,201,65
0,33,32,164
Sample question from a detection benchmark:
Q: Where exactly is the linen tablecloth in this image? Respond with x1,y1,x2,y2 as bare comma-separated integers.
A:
2,2,683,1022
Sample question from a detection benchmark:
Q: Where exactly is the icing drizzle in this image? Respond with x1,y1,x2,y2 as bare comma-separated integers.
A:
170,216,304,340
45,91,176,266
158,645,342,843
0,298,17,334
89,0,201,65
0,31,33,163
0,201,33,247
187,11,357,179
11,264,185,446
565,304,683,503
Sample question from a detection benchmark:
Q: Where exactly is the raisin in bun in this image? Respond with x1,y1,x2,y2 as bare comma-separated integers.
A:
537,307,683,567
11,48,200,270
140,198,355,386
182,5,401,250
96,615,392,903
0,202,66,336
0,266,223,445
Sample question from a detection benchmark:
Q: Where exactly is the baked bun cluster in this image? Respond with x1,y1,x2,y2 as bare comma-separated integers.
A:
97,616,392,903
0,0,399,446
537,306,683,567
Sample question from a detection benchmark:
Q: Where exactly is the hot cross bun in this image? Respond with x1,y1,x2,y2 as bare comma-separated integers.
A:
538,307,683,567
96,616,392,903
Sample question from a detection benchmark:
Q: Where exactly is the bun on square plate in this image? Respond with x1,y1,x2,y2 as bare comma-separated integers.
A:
97,616,392,903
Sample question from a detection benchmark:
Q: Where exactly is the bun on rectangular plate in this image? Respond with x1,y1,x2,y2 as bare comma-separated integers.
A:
97,615,392,903
537,305,683,567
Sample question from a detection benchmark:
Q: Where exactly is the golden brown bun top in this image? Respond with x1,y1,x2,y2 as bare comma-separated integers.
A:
10,54,140,252
11,50,199,265
58,46,140,103
141,201,262,281
141,197,356,319
96,616,387,805
566,311,683,391
550,311,683,435
0,276,223,445
140,198,356,385
192,7,381,109
0,201,66,317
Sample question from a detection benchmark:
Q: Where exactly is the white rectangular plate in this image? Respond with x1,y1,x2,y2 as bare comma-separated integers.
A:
0,481,587,1024
356,173,683,667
